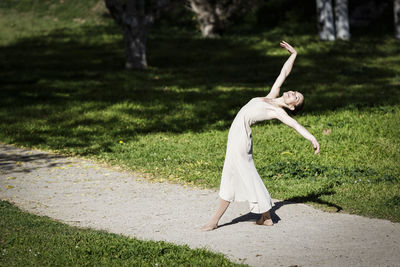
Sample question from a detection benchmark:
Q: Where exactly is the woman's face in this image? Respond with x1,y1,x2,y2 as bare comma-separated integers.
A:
283,91,304,109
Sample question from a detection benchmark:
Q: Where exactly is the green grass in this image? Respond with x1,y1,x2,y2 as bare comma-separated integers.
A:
0,0,106,46
0,201,242,266
0,0,399,224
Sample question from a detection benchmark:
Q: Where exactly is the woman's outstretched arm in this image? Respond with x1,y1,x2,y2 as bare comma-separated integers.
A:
266,41,297,99
273,109,320,154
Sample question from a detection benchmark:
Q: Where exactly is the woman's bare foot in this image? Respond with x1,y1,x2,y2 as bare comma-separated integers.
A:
255,211,274,226
262,218,274,226
201,223,218,231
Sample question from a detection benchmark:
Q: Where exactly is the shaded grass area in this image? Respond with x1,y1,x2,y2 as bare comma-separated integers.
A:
0,201,242,266
0,1,399,223
0,0,106,46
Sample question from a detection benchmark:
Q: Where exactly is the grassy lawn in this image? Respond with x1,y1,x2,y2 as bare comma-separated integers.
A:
0,201,242,266
0,0,399,226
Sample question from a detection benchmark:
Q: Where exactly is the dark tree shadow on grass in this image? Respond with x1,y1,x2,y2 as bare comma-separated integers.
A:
0,23,399,155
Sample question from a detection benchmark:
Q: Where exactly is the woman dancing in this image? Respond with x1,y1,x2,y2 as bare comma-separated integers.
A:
202,41,320,231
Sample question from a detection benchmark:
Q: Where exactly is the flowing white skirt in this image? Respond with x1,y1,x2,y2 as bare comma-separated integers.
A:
218,115,274,214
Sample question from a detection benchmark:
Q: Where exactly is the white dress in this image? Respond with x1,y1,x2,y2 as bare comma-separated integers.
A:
219,97,275,214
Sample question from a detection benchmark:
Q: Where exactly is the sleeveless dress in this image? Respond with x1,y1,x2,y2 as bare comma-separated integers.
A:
219,97,275,214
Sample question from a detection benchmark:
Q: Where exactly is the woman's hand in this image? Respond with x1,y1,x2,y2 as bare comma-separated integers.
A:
311,138,320,154
280,41,297,54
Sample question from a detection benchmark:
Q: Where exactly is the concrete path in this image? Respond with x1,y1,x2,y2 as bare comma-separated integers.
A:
1,143,399,266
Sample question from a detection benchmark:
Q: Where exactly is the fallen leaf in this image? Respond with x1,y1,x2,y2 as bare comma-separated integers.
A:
322,128,332,135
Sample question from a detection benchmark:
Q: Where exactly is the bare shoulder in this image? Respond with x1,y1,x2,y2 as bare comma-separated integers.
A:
270,106,289,120
274,108,299,128
259,98,287,118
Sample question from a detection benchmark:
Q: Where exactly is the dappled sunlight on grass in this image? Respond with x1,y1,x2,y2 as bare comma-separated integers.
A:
0,2,399,221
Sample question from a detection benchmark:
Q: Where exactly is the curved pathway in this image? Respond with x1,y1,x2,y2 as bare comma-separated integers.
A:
1,143,399,266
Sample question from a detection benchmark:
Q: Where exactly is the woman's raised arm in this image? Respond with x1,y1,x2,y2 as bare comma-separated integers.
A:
273,109,320,154
266,41,297,99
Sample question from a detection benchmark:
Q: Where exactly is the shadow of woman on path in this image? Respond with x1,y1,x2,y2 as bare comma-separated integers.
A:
217,188,342,229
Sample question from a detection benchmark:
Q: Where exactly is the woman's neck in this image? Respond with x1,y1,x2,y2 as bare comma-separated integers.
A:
264,96,285,108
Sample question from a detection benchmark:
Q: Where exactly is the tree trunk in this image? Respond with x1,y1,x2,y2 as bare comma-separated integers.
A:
123,0,149,69
189,0,223,38
316,0,335,41
188,0,256,38
105,0,166,69
395,0,400,39
334,0,350,40
123,25,148,69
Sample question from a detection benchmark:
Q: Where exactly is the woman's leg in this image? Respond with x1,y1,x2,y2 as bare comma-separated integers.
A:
256,210,273,226
201,198,230,231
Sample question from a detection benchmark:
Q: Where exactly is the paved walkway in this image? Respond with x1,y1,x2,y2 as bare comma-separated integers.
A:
1,143,399,266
